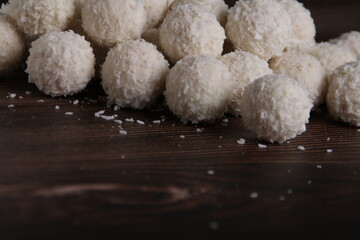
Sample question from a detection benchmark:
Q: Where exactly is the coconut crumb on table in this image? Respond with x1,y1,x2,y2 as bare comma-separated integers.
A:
65,112,74,115
207,170,215,175
25,91,31,95
136,120,145,125
9,93,16,98
196,128,204,133
316,165,323,169
55,105,60,110
119,130,128,135
357,129,360,132
180,135,185,139
37,99,44,103
94,110,105,117
237,138,246,145
125,118,135,122
73,100,79,105
8,104,15,108
153,120,161,124
297,146,306,151
114,120,122,124
327,137,331,141
258,144,267,149
249,192,259,199
100,115,115,121
327,149,333,153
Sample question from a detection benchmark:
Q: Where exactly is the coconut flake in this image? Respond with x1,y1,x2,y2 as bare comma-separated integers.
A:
94,110,105,117
237,138,246,145
258,144,267,149
249,192,259,199
100,115,115,121
297,146,306,151
137,120,145,125
119,130,128,135
65,112,74,115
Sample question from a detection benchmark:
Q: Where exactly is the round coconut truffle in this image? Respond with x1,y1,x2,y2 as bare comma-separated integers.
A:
330,31,360,60
26,31,95,97
170,0,228,25
165,55,233,123
101,39,169,109
278,0,316,50
241,74,313,143
144,0,174,29
220,49,273,116
226,0,293,61
1,0,75,40
327,61,360,127
160,4,225,63
270,51,327,106
82,0,147,48
0,14,25,76
308,42,357,73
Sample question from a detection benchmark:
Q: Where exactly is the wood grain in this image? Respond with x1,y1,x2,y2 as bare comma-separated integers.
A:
1,0,360,239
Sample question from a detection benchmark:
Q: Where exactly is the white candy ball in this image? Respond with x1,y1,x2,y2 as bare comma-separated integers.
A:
170,0,228,25
165,55,233,123
0,14,25,75
226,0,293,61
330,31,360,60
327,62,360,127
160,4,225,63
26,31,95,97
308,42,357,73
1,0,75,40
144,0,174,29
241,74,313,143
82,0,147,48
102,39,169,109
278,0,316,50
270,51,327,106
220,49,273,116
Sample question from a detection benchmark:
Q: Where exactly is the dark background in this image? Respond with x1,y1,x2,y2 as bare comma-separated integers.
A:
1,0,360,239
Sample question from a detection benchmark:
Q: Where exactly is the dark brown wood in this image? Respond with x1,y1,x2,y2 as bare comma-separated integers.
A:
1,1,360,239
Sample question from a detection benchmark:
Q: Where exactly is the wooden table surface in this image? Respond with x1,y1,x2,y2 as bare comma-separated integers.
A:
1,0,360,239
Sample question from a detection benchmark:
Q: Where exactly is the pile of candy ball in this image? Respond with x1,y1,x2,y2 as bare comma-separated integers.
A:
0,0,359,143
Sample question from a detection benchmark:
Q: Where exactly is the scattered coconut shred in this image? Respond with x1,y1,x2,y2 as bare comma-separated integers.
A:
2,0,353,155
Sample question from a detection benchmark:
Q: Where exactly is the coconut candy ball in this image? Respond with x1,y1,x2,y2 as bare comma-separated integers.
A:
165,55,233,123
241,74,313,143
278,0,316,50
170,0,228,25
308,42,357,73
0,14,25,76
220,49,273,116
144,0,174,29
160,4,225,63
226,0,293,61
330,31,360,60
327,61,360,127
1,0,75,40
270,51,327,106
82,0,147,48
101,39,169,110
26,31,95,97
